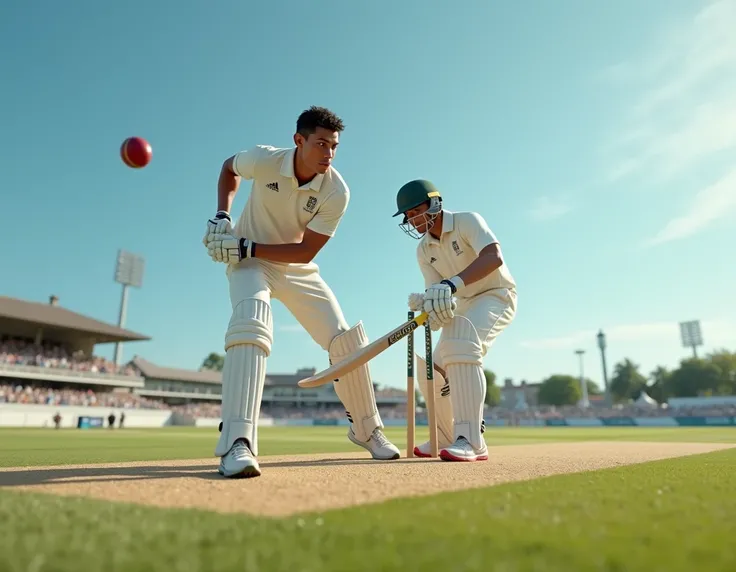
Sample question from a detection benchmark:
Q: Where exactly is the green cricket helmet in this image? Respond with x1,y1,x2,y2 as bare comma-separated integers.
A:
393,179,443,239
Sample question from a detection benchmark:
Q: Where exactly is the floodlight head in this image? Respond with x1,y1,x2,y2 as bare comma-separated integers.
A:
679,320,703,348
114,249,145,288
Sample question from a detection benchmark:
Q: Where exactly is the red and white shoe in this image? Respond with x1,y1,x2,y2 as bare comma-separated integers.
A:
440,436,489,462
412,441,433,458
412,439,451,458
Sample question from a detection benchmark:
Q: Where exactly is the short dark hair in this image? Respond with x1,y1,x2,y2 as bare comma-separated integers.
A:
296,106,345,137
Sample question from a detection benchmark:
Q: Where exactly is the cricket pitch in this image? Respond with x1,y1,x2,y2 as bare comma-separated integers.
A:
1,441,732,517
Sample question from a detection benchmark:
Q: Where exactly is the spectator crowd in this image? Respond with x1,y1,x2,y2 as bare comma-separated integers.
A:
0,384,169,410
483,402,736,424
0,383,409,420
0,338,138,376
2,382,735,422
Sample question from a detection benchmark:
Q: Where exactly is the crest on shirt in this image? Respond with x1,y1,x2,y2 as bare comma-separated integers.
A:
266,182,279,192
303,196,317,213
429,257,437,264
452,240,463,255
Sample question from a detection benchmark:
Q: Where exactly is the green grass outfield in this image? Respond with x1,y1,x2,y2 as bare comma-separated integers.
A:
1,426,735,571
2,425,736,467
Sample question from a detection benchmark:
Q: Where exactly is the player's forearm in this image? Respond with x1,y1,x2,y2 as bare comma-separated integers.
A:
457,250,503,287
252,242,315,264
217,161,240,212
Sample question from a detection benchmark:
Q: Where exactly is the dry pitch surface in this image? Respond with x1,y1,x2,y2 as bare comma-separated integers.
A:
1,441,732,517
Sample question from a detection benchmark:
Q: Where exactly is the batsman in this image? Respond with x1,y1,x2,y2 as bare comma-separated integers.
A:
395,180,517,462
203,106,400,478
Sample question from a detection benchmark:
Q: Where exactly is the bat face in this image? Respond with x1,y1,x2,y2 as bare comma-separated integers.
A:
298,312,429,388
387,321,420,346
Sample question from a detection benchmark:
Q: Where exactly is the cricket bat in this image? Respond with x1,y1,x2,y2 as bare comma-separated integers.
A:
297,312,430,388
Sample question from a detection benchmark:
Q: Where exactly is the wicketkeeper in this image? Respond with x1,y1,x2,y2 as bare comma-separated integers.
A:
394,180,517,462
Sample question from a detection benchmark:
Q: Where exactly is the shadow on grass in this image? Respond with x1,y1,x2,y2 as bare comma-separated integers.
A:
0,456,435,487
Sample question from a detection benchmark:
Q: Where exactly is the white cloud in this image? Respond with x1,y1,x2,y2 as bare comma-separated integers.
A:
633,0,736,117
609,99,736,185
527,196,572,221
646,168,736,245
600,0,736,242
278,324,304,333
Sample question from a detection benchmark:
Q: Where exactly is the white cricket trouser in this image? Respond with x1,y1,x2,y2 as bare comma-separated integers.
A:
226,259,349,349
221,258,385,445
441,287,517,366
432,287,517,449
215,258,355,456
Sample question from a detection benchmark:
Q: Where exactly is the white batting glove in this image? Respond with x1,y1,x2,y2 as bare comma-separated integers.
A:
428,315,443,332
206,233,255,264
409,292,456,332
424,282,455,324
203,211,233,247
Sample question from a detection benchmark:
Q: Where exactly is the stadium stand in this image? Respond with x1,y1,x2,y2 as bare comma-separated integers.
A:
0,294,407,427
0,294,147,388
2,294,734,429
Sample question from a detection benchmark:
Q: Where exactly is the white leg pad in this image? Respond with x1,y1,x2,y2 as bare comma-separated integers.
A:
437,316,486,449
329,322,382,442
224,297,273,354
215,297,272,457
415,354,454,449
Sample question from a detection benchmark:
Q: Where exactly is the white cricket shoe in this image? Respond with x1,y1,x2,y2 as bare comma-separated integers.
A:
412,440,447,458
218,438,261,478
415,421,486,458
348,427,401,460
440,436,489,462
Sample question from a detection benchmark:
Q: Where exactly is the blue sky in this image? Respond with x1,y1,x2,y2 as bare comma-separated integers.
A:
2,0,735,391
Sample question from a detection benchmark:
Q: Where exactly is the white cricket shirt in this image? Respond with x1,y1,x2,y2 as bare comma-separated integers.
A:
416,210,516,297
230,145,349,246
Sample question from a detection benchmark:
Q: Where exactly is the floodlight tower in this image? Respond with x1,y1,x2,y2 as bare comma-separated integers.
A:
679,320,703,359
113,249,145,367
597,329,612,407
575,349,590,408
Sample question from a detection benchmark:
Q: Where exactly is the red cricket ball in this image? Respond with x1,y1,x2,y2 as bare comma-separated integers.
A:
120,136,152,168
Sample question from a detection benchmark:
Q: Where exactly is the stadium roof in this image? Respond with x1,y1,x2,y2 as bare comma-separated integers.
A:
130,356,317,387
266,370,317,387
131,356,222,384
0,295,150,343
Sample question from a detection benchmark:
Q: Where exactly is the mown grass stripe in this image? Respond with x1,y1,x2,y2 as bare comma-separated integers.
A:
1,426,735,468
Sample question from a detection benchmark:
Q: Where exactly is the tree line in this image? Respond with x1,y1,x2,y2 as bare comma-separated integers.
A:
531,349,736,407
